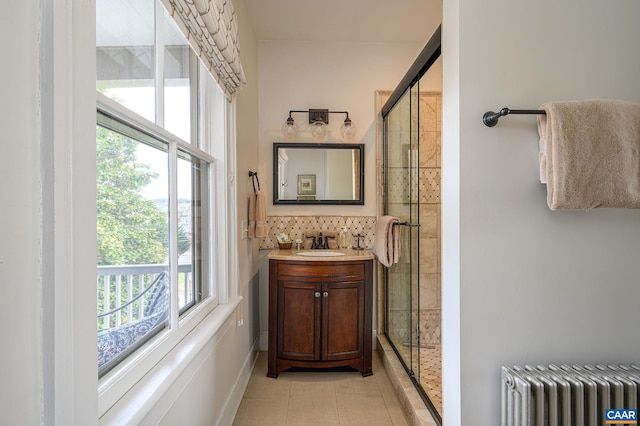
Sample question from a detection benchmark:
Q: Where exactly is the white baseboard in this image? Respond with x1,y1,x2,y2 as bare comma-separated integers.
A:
217,341,259,426
259,331,268,351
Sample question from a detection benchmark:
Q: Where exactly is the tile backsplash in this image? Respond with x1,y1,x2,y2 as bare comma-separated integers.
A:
258,216,377,250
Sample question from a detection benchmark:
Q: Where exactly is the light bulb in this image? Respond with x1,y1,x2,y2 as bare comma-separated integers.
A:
340,118,357,140
310,120,327,141
282,117,298,139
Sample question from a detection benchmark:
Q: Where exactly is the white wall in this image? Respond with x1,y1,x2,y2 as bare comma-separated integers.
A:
442,1,640,424
233,0,261,337
257,39,430,217
1,1,98,424
1,3,44,424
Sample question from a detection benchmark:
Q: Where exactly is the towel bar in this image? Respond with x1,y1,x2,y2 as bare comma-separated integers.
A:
393,221,421,227
482,108,546,127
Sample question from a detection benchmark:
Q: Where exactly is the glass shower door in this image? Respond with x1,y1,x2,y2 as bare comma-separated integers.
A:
384,86,420,378
384,54,442,421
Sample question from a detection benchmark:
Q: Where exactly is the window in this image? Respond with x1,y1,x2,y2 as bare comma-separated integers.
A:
97,0,196,143
96,0,221,379
96,118,171,375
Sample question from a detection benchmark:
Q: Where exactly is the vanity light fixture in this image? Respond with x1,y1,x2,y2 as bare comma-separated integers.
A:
340,115,357,140
282,109,357,141
282,113,298,139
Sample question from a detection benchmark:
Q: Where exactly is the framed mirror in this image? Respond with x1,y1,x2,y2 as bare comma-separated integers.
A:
273,142,364,205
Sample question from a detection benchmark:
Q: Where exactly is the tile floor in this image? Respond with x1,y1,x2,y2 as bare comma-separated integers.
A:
394,341,442,418
233,351,410,426
418,345,442,416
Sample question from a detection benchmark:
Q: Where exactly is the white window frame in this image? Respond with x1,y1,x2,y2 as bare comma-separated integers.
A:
96,49,239,422
44,1,239,421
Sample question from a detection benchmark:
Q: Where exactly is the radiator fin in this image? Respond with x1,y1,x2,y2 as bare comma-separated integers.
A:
502,364,640,426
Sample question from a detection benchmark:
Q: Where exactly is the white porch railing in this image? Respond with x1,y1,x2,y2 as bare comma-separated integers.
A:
97,264,192,329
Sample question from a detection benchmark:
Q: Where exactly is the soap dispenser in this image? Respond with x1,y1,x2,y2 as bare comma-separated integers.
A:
338,227,350,249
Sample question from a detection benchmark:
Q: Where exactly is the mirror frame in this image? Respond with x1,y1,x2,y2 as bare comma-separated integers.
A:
273,142,365,205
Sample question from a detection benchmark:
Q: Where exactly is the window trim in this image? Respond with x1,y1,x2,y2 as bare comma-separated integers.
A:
96,91,232,416
95,106,213,378
95,0,240,416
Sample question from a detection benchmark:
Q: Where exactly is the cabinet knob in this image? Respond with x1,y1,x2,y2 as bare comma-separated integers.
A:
314,292,321,298
323,291,329,298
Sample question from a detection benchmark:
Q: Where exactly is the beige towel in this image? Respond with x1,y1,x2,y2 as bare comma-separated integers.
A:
247,192,256,238
372,216,400,267
538,99,640,210
254,190,267,238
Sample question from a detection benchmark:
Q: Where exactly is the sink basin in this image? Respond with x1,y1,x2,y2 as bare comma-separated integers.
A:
296,251,346,257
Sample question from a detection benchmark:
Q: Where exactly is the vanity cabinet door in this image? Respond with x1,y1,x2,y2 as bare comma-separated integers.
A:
322,280,365,361
277,280,321,361
277,279,365,363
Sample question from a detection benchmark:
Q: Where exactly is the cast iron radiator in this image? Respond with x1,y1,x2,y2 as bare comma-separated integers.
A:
501,364,640,426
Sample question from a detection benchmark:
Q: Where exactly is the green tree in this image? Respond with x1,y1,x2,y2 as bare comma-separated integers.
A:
96,126,168,265
154,221,192,258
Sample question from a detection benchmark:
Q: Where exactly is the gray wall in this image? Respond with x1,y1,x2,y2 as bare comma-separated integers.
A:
442,1,640,424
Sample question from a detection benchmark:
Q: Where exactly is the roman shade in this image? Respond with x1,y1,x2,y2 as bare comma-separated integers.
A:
161,0,246,100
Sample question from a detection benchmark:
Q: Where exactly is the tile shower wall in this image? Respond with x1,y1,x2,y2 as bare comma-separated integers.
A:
418,93,441,349
258,216,377,250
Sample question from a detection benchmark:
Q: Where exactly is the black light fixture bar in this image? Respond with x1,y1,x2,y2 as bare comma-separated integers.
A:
283,109,356,141
287,109,351,124
309,109,329,124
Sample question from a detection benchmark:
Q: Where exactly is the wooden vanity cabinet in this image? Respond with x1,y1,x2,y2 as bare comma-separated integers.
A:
267,258,373,378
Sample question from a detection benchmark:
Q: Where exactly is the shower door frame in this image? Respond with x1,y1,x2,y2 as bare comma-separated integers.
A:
381,25,442,426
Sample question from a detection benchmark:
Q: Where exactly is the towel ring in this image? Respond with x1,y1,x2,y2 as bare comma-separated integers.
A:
249,171,260,193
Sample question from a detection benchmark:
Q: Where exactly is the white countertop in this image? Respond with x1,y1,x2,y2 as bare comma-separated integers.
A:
268,248,375,261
